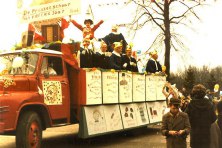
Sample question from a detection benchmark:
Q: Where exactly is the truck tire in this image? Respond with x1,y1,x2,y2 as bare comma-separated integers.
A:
16,111,42,148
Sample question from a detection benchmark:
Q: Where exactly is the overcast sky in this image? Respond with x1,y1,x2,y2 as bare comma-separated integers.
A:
0,0,222,72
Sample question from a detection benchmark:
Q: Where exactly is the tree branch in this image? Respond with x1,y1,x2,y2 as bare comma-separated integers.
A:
169,2,201,22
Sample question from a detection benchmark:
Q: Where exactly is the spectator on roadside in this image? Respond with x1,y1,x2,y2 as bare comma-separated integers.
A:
206,89,214,101
162,82,181,114
122,45,138,72
109,41,123,70
100,25,128,53
185,84,217,148
210,100,222,148
179,88,191,112
145,50,162,74
94,41,111,69
80,37,95,68
161,98,191,148
71,18,104,40
180,95,191,112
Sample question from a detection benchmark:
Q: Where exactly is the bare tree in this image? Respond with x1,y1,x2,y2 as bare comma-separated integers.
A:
127,0,211,78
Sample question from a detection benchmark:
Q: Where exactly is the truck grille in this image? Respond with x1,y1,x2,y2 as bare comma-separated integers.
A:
0,106,9,113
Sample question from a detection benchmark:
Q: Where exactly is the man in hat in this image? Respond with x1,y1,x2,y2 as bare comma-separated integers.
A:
122,45,138,72
109,42,123,70
71,18,104,40
145,50,162,73
161,98,191,148
94,41,112,69
80,37,95,68
100,25,128,53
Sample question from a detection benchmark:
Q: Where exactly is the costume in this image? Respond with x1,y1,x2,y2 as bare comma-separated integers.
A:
71,19,104,40
122,55,138,72
145,58,162,73
161,111,191,148
80,47,95,68
185,98,217,148
101,32,127,53
109,51,123,70
94,51,111,69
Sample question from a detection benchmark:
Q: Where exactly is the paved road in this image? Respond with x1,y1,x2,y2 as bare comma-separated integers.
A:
0,124,188,148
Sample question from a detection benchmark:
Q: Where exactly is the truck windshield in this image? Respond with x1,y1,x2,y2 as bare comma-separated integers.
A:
0,53,38,75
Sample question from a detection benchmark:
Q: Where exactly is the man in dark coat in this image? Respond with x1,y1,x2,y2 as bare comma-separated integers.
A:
80,38,95,68
161,98,191,148
161,98,190,148
122,45,138,72
109,42,123,70
100,25,127,53
145,50,162,73
185,84,217,148
94,41,111,69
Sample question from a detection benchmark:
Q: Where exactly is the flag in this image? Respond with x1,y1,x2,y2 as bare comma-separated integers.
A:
34,32,45,41
61,44,79,70
28,24,45,42
28,24,35,32
58,18,70,40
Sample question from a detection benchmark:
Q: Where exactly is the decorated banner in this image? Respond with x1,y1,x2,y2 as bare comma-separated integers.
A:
119,72,133,103
86,70,102,105
146,101,167,123
156,101,167,121
155,76,166,100
134,103,149,125
146,75,156,101
102,72,119,104
120,104,137,129
84,106,107,135
103,105,123,132
42,80,62,105
146,102,159,123
17,0,81,23
132,74,145,102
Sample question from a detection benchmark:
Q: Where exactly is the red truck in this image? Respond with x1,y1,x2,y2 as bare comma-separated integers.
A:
0,43,166,148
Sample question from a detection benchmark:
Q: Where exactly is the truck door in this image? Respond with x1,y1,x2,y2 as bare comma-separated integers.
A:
38,55,70,123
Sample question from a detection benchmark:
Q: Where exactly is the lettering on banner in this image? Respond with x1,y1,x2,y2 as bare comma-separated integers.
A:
134,75,145,95
146,76,156,101
18,0,81,22
102,72,118,103
86,70,102,104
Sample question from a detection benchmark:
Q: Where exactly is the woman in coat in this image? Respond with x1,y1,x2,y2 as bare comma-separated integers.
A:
185,84,217,148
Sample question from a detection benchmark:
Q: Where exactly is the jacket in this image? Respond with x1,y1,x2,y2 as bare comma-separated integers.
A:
185,98,217,148
161,111,191,148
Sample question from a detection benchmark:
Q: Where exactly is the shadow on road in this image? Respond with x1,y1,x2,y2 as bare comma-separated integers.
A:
41,126,165,148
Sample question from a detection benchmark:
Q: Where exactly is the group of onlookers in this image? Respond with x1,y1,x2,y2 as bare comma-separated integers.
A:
161,83,222,148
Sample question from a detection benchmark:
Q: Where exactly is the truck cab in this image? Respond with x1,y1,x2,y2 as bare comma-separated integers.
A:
0,48,73,148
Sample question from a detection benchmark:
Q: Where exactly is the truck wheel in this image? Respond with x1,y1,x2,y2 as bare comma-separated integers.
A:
16,111,42,148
